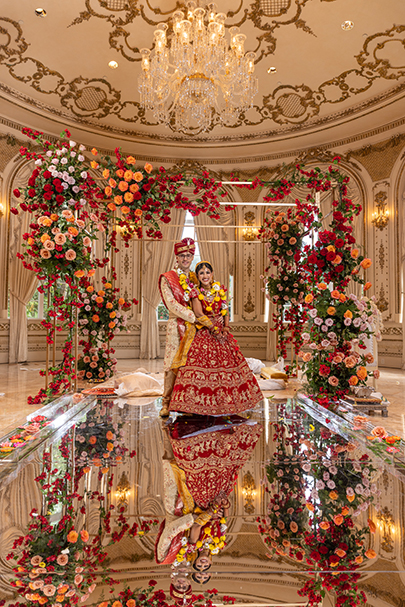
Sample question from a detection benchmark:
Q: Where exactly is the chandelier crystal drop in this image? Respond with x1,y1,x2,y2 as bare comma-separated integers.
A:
138,1,258,135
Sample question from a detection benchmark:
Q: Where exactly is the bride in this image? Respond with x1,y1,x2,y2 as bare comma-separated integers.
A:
169,261,263,416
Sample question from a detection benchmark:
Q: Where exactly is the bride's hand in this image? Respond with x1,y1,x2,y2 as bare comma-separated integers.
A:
222,327,230,334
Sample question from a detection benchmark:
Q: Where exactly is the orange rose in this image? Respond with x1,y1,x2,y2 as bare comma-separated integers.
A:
343,309,353,319
351,248,359,258
27,237,34,246
56,595,65,603
124,192,134,203
106,431,114,439
74,270,85,278
305,502,314,512
118,181,128,192
109,321,115,329
333,514,344,526
329,491,338,500
91,147,98,156
92,314,100,322
341,506,349,516
129,183,139,193
87,286,94,293
106,442,114,451
126,601,136,607
356,366,367,380
93,458,101,467
108,178,117,188
331,290,340,299
107,202,117,212
67,530,78,543
327,306,336,315
339,294,346,302
103,169,110,179
134,208,143,217
124,170,133,181
98,290,105,296
368,519,376,533
104,283,112,289
335,549,346,558
90,160,99,169
80,530,89,542
365,549,377,559
371,426,388,439
114,195,123,205
319,521,330,530
112,601,123,607
126,156,136,165
95,296,103,304
68,227,79,236
106,302,113,309
133,172,143,182
40,233,50,243
83,466,91,474
110,311,116,319
87,269,96,277
385,435,401,444
89,436,97,444
50,214,58,221
332,255,342,265
98,603,109,607
104,186,112,197
304,294,314,304
346,493,355,502
349,376,358,386
121,206,130,214
317,282,327,290
144,162,153,173
354,555,363,564
364,281,372,291
326,245,335,252
118,297,125,305
360,258,372,269
116,169,124,178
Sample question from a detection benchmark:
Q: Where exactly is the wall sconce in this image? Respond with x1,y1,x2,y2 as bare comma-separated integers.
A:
377,506,394,552
371,191,389,230
0,203,4,218
242,470,256,514
116,471,131,510
242,211,258,241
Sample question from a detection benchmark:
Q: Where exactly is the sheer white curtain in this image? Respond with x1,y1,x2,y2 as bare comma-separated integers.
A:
8,189,38,363
139,209,186,359
194,208,235,294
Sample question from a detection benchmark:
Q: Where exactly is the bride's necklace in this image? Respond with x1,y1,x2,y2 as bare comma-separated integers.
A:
198,281,228,314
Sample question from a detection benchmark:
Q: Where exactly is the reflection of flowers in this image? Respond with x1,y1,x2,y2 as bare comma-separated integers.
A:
0,415,51,458
75,401,126,473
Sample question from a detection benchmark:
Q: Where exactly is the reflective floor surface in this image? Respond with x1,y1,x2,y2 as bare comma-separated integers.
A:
0,394,405,606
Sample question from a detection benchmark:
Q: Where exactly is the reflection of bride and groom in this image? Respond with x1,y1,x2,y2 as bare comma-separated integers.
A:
155,238,264,603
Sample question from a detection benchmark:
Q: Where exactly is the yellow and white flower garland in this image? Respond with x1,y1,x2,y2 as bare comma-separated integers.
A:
198,281,228,316
176,267,196,307
173,517,227,564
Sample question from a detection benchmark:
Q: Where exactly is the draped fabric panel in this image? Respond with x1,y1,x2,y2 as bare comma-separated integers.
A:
8,164,38,363
194,208,235,295
266,300,278,362
139,209,185,359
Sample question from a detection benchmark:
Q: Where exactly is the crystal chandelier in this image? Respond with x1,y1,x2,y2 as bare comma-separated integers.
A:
138,1,258,135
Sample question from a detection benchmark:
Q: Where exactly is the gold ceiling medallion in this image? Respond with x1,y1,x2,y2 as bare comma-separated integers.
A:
138,1,258,134
371,191,389,230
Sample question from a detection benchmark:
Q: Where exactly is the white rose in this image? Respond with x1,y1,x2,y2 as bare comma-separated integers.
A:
78,155,85,162
69,140,76,147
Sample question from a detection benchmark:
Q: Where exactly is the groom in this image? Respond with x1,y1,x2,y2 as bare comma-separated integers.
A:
158,237,196,417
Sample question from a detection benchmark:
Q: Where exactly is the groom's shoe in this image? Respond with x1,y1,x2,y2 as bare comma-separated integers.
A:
159,406,170,417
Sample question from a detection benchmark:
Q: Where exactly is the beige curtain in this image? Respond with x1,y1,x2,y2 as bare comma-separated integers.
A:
139,209,186,359
266,300,278,362
8,199,38,363
194,208,235,294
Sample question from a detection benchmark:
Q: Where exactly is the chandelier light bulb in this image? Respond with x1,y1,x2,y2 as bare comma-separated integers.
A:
108,60,118,69
35,8,47,17
138,5,258,134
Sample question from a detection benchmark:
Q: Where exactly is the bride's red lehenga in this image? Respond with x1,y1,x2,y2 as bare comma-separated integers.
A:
169,294,263,416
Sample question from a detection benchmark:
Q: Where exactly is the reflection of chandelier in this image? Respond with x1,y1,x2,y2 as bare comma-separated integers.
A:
138,1,258,134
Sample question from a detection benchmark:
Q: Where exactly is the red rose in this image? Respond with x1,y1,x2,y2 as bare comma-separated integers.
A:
43,192,53,200
149,580,157,586
43,170,51,179
13,189,21,198
44,184,53,191
10,207,19,215
28,188,36,197
56,195,65,203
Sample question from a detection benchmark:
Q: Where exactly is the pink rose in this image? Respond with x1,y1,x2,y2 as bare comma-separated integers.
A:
65,249,77,261
54,233,67,245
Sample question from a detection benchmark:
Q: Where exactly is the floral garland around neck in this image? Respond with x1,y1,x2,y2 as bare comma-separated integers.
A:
198,282,228,315
176,267,198,307
173,517,228,566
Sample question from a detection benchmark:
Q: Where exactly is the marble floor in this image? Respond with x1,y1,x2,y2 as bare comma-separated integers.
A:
1,359,405,438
